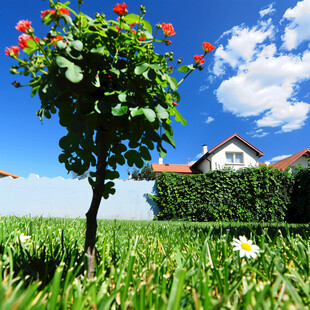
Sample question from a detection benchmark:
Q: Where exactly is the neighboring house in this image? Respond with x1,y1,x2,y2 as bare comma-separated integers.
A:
152,133,264,175
0,169,20,179
152,160,192,175
271,148,310,171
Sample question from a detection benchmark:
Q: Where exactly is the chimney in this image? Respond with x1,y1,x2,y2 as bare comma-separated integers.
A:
264,160,270,166
159,157,163,164
203,145,208,155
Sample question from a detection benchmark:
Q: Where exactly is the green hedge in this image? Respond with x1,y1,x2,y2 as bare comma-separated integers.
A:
288,167,310,223
154,166,294,222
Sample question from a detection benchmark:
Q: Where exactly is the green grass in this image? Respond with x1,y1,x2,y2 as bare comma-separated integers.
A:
0,216,309,309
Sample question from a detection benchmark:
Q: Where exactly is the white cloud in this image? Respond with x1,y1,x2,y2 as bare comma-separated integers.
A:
213,21,274,76
205,116,215,124
213,3,310,134
247,129,269,137
282,0,310,50
270,154,292,162
199,85,209,92
259,3,276,18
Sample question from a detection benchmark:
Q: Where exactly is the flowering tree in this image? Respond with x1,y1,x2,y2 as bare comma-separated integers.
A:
6,0,215,277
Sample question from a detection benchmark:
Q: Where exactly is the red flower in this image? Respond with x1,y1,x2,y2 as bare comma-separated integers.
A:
41,8,70,19
139,36,146,41
129,22,137,28
113,3,128,16
172,101,178,106
168,66,172,70
162,23,175,37
18,34,39,49
50,35,64,46
59,8,70,15
202,42,215,53
15,20,32,33
166,40,171,45
132,29,136,35
199,59,205,65
5,46,20,57
194,55,204,64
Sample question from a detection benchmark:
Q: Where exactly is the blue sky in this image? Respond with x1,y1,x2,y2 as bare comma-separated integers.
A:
1,0,310,179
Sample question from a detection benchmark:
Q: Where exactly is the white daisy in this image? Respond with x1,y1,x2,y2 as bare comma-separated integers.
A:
20,233,31,243
232,236,260,259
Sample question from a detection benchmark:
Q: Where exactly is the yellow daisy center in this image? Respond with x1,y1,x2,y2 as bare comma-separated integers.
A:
241,243,252,251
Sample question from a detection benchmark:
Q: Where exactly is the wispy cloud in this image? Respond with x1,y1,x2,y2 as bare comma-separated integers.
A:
259,3,276,18
205,116,215,124
270,154,292,162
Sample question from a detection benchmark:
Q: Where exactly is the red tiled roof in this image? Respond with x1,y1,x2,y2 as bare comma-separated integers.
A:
151,164,192,174
0,170,20,179
191,133,264,168
271,148,310,171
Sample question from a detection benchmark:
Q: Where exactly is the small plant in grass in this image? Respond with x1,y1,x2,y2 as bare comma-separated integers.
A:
6,0,215,277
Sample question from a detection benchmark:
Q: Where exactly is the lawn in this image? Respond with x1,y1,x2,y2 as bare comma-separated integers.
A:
0,216,309,309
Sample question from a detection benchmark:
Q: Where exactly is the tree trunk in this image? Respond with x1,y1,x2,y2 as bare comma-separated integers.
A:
85,126,109,278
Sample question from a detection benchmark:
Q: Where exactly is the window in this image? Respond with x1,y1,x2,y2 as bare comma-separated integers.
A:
226,152,244,164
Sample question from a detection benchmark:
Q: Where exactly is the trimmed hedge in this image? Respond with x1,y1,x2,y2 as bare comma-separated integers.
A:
154,166,295,222
288,167,310,223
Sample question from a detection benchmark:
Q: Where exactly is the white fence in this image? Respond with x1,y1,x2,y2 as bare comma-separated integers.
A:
0,174,159,220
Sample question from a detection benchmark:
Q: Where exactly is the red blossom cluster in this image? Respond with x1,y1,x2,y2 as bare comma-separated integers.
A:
15,20,32,33
113,3,128,16
194,55,204,65
139,36,146,41
166,40,171,45
162,23,175,37
18,33,39,49
202,42,215,53
5,46,20,57
41,8,70,19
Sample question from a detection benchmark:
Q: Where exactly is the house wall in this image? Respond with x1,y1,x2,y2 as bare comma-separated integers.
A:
289,156,309,171
0,174,159,220
197,137,260,173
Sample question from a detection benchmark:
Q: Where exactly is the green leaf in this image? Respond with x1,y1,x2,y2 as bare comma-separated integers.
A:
56,41,67,49
110,67,120,76
142,108,156,122
141,20,152,35
118,93,127,103
123,14,140,25
174,109,187,125
155,104,169,120
56,56,83,83
71,40,83,51
139,146,151,161
172,91,181,103
178,65,190,73
130,107,144,117
157,144,167,158
26,40,37,49
23,47,36,56
111,103,128,116
90,46,107,55
134,63,149,75
167,76,178,91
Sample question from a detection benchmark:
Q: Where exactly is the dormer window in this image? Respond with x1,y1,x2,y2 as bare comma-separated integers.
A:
226,152,244,164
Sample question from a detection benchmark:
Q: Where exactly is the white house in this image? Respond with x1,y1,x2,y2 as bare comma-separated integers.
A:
191,133,264,173
152,133,264,175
